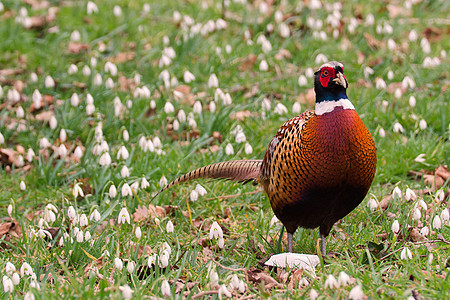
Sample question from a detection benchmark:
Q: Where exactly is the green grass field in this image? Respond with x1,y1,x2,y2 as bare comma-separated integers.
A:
0,0,449,298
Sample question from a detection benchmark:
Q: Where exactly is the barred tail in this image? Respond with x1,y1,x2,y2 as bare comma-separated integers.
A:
153,160,262,199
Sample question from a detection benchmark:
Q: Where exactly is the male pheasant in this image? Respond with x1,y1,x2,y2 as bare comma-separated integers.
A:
156,61,377,256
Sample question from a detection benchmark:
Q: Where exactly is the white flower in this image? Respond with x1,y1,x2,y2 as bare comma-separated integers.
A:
387,70,394,80
368,198,379,211
219,284,232,299
45,76,55,88
348,285,364,300
166,220,174,233
225,143,234,155
68,64,78,74
30,72,38,82
11,273,20,286
82,65,91,76
164,102,175,114
7,204,13,217
109,184,117,198
337,271,351,286
71,93,80,107
19,180,26,191
412,208,421,221
324,274,338,289
298,75,307,86
24,292,35,300
118,207,131,224
5,262,16,276
73,183,84,198
270,215,279,226
375,78,387,90
3,276,13,293
76,230,84,242
90,209,101,221
218,237,225,248
244,142,253,154
20,262,34,277
409,96,416,107
114,258,123,270
105,78,114,89
79,214,88,227
209,269,219,286
113,5,122,17
419,119,427,130
414,153,426,163
99,152,112,166
120,165,130,178
400,247,412,260
433,215,442,229
160,175,168,187
67,206,77,221
141,177,149,189
208,74,219,88
49,115,57,129
87,1,98,14
119,284,133,300
57,144,67,158
121,183,132,197
159,251,169,268
193,101,202,114
279,23,290,38
183,70,195,83
259,59,268,71
93,73,102,85
135,226,142,239
310,288,319,300
161,280,171,297
363,67,374,79
315,54,328,64
405,188,416,201
210,222,223,239
0,132,4,145
441,209,449,223
391,220,400,234
274,103,288,115
392,186,402,199
126,261,135,273
16,106,24,118
44,209,56,223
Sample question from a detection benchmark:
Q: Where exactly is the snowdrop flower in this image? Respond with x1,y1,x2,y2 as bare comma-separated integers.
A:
20,262,34,277
113,5,122,17
310,289,319,300
70,30,80,42
259,60,268,71
324,274,338,289
7,204,13,217
441,209,449,223
19,180,26,190
416,199,427,211
93,73,102,86
26,148,35,162
432,215,442,229
419,119,427,130
225,143,234,155
99,152,111,166
402,76,416,89
420,38,431,54
195,184,207,196
67,206,77,220
405,188,416,201
130,181,139,192
414,153,426,163
190,189,199,201
193,101,202,114
3,275,13,293
225,44,232,54
315,54,328,64
270,215,279,226
400,247,412,260
44,208,56,223
81,65,91,76
119,284,133,300
391,219,400,234
348,285,364,300
210,222,223,239
235,131,246,143
58,144,68,157
87,1,98,14
59,129,67,142
378,128,386,138
30,72,38,82
121,183,132,197
409,96,416,107
126,261,135,273
16,106,24,118
337,271,351,286
0,132,4,145
76,230,84,242
68,64,78,74
279,23,290,38
45,76,55,88
412,208,421,221
49,115,57,129
118,207,131,224
32,89,42,108
393,122,404,133
105,78,114,89
216,18,227,30
161,280,171,297
208,74,219,88
71,93,80,107
375,78,387,89
436,189,445,202
79,214,88,227
166,220,174,233
261,39,272,53
7,89,20,103
219,284,232,298
86,103,95,115
209,101,216,113
90,209,101,221
29,279,40,291
141,177,149,189
159,251,170,268
114,258,123,270
135,226,142,239
363,66,374,79
387,39,396,50
209,269,219,286
108,184,117,198
274,103,288,115
183,70,195,83
164,102,175,114
298,75,307,86
11,273,20,286
160,175,167,187
5,262,16,276
408,30,418,42
244,143,253,154
117,146,129,160
73,183,84,198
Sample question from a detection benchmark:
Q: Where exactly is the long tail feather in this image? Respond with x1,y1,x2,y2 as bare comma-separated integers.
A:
153,160,262,199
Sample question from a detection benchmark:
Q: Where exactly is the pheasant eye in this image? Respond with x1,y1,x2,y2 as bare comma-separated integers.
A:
323,70,329,76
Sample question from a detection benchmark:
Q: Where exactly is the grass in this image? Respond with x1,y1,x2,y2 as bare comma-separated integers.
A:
0,0,449,299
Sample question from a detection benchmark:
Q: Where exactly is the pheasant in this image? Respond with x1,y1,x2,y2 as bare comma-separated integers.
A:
155,61,377,256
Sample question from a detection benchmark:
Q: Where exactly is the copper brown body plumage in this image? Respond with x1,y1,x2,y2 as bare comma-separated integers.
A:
156,61,377,256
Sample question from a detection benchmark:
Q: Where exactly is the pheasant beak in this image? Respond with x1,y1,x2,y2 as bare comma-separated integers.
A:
333,72,347,88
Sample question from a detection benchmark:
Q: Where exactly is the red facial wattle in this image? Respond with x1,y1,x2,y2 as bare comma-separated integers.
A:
319,67,335,88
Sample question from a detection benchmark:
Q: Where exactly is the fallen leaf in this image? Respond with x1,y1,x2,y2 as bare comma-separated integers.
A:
274,49,291,60
246,267,280,289
35,111,54,122
169,279,198,294
133,204,166,223
408,228,426,242
110,52,135,64
0,221,22,248
238,54,257,72
68,42,89,54
288,269,304,289
297,89,315,107
364,32,382,49
409,165,450,192
387,4,410,18
230,110,257,121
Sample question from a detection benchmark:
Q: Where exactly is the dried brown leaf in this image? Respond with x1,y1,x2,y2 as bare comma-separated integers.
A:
408,228,426,242
68,42,89,54
238,54,257,72
364,32,382,49
288,269,304,289
230,110,257,121
246,267,280,289
387,4,410,18
110,52,135,64
0,221,22,248
35,111,54,122
274,49,291,60
133,204,166,223
297,89,315,107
